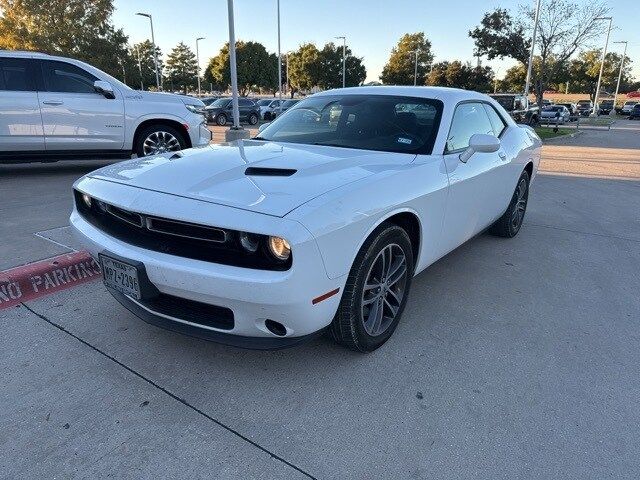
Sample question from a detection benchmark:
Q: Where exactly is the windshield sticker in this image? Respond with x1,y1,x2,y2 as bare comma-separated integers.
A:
397,137,412,145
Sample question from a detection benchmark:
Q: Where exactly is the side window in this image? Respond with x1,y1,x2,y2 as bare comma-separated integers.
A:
42,60,97,94
239,99,252,107
446,102,494,152
0,58,37,92
483,104,507,137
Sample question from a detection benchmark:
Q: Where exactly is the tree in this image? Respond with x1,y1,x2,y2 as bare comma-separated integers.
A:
205,41,277,96
287,43,321,94
316,43,366,89
380,33,434,85
570,50,633,101
426,61,494,92
165,42,198,94
129,40,163,90
470,1,609,105
0,0,130,80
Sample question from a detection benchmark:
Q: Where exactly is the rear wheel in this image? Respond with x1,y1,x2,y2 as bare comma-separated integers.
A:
248,113,259,125
330,224,414,352
135,125,186,157
216,113,227,126
490,170,530,238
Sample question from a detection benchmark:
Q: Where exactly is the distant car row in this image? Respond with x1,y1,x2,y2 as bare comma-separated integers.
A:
199,96,300,125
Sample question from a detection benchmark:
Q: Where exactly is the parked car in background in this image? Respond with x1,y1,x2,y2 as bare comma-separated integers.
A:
204,97,260,126
598,99,614,115
540,105,570,124
557,102,577,118
201,96,220,106
272,99,300,118
621,100,638,116
0,50,210,162
488,94,539,126
542,99,553,107
629,103,640,120
256,98,282,120
576,100,593,116
70,86,541,351
627,91,640,98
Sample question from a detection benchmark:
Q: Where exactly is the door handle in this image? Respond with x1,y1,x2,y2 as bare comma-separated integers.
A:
42,100,63,106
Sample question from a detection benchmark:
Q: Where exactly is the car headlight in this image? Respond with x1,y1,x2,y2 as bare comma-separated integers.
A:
268,236,291,261
185,104,203,114
81,193,92,208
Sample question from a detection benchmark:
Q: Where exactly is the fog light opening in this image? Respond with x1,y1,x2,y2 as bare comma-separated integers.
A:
265,319,287,337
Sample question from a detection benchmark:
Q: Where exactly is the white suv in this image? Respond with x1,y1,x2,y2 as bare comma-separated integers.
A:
0,51,211,162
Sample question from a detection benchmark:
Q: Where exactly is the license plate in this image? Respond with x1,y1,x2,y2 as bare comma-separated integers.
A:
100,254,142,300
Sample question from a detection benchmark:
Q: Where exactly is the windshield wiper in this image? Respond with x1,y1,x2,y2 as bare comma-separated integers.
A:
253,136,268,140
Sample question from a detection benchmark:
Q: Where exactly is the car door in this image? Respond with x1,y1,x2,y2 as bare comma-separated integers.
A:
0,57,45,152
39,60,125,151
239,99,252,120
439,101,512,251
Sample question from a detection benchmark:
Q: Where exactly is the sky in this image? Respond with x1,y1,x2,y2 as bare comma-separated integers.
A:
112,0,640,83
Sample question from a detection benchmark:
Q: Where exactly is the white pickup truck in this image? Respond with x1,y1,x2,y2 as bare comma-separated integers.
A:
0,50,211,162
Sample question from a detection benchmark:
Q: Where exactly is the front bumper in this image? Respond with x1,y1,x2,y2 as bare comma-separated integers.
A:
190,121,212,147
70,179,345,348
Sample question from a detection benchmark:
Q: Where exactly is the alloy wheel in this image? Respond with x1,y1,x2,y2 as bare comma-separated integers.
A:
361,243,408,337
510,177,528,230
142,131,181,156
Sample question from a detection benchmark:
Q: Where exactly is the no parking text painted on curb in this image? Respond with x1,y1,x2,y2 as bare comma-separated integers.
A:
0,251,101,309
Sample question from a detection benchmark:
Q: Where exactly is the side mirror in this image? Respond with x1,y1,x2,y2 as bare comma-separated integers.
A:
94,80,115,99
258,123,270,133
459,134,500,163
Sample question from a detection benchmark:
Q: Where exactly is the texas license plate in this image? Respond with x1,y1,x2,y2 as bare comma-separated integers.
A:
100,254,141,300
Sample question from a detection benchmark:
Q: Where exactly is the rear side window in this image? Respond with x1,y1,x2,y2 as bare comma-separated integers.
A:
239,99,254,107
41,60,97,94
0,58,37,91
483,104,507,137
446,102,494,152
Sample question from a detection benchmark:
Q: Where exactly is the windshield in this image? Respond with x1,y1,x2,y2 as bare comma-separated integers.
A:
211,98,230,108
282,100,298,108
256,99,271,106
256,94,443,155
577,100,591,105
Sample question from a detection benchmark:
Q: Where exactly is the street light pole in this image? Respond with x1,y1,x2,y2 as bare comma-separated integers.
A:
592,16,613,117
612,40,627,114
524,0,542,103
136,12,161,90
409,50,419,86
277,0,282,114
224,0,250,142
195,37,205,97
336,36,346,88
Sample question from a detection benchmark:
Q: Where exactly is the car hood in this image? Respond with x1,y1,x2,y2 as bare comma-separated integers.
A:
124,91,204,107
87,140,415,217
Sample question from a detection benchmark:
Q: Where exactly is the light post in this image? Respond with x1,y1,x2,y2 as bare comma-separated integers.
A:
277,0,283,114
136,12,161,90
195,36,205,97
592,16,613,117
409,50,420,86
524,0,542,103
224,0,250,141
335,36,346,88
612,40,628,114
135,44,144,90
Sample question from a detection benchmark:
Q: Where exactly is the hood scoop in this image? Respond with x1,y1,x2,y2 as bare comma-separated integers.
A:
245,167,297,177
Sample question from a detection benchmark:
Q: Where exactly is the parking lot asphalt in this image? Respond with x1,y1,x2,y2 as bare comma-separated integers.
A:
1,120,639,479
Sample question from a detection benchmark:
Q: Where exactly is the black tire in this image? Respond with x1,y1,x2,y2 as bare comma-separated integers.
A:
134,124,187,158
248,113,259,125
216,113,227,126
264,112,272,121
490,169,530,238
330,224,414,352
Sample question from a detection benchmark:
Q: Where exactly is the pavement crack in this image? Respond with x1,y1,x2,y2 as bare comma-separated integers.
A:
21,303,318,480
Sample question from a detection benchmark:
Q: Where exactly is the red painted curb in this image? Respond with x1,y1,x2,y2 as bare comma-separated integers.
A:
0,251,102,310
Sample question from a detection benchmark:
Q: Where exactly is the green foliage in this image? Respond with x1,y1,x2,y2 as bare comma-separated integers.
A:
287,43,321,93
165,42,198,94
468,9,530,64
0,0,130,81
570,50,633,101
204,41,277,96
129,40,163,90
426,61,494,92
380,33,434,85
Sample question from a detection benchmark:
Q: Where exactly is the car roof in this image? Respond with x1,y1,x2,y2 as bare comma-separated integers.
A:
313,85,491,104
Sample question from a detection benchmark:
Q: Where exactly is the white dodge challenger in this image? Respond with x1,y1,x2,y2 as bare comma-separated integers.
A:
71,86,541,352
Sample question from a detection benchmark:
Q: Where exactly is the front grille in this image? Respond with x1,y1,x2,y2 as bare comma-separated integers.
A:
74,190,291,271
137,293,234,330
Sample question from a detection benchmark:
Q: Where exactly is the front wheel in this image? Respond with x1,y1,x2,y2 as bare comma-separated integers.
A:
490,170,530,238
330,224,414,352
135,125,186,157
216,113,227,126
248,113,259,125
